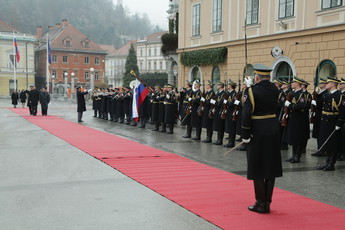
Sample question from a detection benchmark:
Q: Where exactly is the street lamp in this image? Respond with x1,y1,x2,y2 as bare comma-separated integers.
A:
64,72,68,99
90,67,95,90
71,72,75,99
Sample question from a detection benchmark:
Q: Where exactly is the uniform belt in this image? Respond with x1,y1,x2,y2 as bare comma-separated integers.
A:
183,101,188,104
165,102,174,105
322,111,339,115
251,114,276,120
159,101,164,103
153,102,158,104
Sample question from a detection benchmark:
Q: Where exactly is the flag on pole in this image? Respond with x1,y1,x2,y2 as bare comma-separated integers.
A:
132,79,150,122
47,37,52,64
13,38,20,63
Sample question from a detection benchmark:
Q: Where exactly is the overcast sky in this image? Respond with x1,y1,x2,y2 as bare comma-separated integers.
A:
119,0,169,29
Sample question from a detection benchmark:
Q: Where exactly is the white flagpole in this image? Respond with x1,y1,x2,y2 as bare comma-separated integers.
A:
46,34,50,92
13,31,17,91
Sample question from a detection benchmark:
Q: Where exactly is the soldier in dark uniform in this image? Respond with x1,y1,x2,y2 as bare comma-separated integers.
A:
212,81,226,145
91,88,100,117
317,78,345,171
311,78,328,156
277,80,290,150
190,80,203,140
117,90,124,123
178,87,186,119
201,81,215,143
301,80,312,153
338,78,345,161
164,84,177,134
112,89,119,122
101,88,108,120
158,86,167,132
181,81,193,138
284,77,309,163
151,86,161,131
123,88,132,125
224,80,238,148
241,64,282,214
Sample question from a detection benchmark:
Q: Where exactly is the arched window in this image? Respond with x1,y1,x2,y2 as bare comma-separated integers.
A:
212,66,220,92
275,61,293,82
316,60,337,85
243,64,254,77
191,66,201,82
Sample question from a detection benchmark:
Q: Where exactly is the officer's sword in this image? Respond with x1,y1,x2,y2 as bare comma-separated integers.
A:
317,129,337,152
224,141,245,155
180,113,190,125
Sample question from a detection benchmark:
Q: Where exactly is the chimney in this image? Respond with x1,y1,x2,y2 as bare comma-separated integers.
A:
62,19,68,27
48,26,53,30
36,26,42,38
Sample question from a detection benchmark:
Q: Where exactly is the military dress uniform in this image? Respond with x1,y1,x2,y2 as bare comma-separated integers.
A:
181,86,193,138
190,86,203,140
151,88,161,131
158,90,167,132
164,85,177,134
277,82,289,150
318,78,345,171
201,81,215,143
339,78,345,161
242,64,283,214
212,82,226,145
285,78,309,163
302,81,312,153
224,81,238,148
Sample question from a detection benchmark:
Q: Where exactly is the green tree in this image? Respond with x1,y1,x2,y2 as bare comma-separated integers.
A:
123,43,139,87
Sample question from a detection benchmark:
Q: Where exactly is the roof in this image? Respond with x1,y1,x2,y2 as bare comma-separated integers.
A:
37,20,107,54
137,31,168,44
99,44,116,54
108,40,136,57
0,20,19,32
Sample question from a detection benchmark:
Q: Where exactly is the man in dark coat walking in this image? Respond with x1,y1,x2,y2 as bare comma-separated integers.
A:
242,64,282,214
27,85,40,116
39,87,50,116
11,90,19,108
76,86,90,122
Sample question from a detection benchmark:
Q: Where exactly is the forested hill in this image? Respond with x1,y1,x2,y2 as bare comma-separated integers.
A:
0,0,162,48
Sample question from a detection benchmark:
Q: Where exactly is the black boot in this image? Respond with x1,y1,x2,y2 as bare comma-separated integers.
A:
213,131,224,145
202,128,213,143
323,155,336,171
167,124,174,134
290,145,302,163
182,124,192,138
224,134,234,148
160,123,166,132
317,157,330,170
192,127,201,140
93,110,97,117
265,179,275,214
152,122,159,131
248,179,267,214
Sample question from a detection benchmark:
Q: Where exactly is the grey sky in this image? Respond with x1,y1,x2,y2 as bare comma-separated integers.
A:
119,0,169,29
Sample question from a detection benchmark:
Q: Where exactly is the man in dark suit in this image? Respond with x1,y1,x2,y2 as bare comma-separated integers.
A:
27,85,40,116
76,86,91,122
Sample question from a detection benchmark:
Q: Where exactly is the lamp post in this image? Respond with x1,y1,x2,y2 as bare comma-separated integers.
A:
71,72,75,99
64,72,68,99
90,67,95,90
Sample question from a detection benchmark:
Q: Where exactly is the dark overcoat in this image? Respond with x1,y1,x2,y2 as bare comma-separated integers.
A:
202,90,215,129
77,91,88,112
11,92,19,105
39,92,50,109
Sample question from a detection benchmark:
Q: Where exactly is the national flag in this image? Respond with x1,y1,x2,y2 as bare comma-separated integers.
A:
47,37,52,64
13,38,20,63
132,79,150,122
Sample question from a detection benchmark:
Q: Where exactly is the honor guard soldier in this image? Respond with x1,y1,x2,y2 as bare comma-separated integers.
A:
181,81,193,138
317,78,345,171
241,64,282,214
278,80,290,150
211,81,226,145
301,80,312,153
158,86,167,132
311,78,328,156
224,80,238,148
201,81,215,143
164,84,177,134
151,85,161,131
284,77,309,163
338,78,345,161
190,80,203,140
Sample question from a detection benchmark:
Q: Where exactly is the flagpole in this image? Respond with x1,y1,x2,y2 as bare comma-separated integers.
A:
46,34,50,93
13,31,17,91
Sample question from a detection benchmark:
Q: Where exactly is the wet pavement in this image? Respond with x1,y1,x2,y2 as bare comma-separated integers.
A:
1,98,344,229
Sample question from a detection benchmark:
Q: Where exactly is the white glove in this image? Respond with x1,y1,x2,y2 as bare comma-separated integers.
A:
285,101,291,107
234,100,240,105
311,100,317,106
335,126,341,130
242,138,251,144
223,99,228,104
88,89,92,93
188,97,192,102
201,97,205,102
166,94,170,99
210,99,216,105
164,102,167,105
244,76,253,87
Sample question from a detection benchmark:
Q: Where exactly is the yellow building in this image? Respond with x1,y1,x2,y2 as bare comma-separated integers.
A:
0,20,36,96
178,0,345,88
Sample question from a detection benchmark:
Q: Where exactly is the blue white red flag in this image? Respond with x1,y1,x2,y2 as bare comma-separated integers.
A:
132,79,150,122
14,38,20,63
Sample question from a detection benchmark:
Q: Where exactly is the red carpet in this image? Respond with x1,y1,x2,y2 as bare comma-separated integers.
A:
9,108,345,230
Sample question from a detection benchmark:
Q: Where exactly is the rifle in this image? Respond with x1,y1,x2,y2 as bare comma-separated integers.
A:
185,90,193,115
197,81,205,116
232,77,241,121
281,77,292,127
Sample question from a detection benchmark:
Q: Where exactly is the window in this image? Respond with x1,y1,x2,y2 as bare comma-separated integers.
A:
95,72,99,80
322,0,342,9
149,49,151,56
65,40,71,47
85,72,89,80
279,0,294,18
212,67,220,92
95,57,100,65
316,60,337,85
160,62,163,70
140,49,143,57
63,56,68,63
275,62,293,80
63,71,67,79
52,70,57,79
192,4,201,36
154,62,157,70
52,55,57,63
191,66,201,82
85,57,89,64
84,42,90,48
246,0,259,25
212,0,222,32
140,62,143,70
148,62,151,70
8,54,17,69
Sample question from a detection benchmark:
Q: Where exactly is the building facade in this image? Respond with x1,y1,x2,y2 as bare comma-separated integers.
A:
137,31,169,74
36,19,107,93
178,0,345,88
0,20,35,96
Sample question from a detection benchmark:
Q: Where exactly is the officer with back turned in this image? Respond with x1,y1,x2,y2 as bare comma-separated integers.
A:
241,64,282,214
